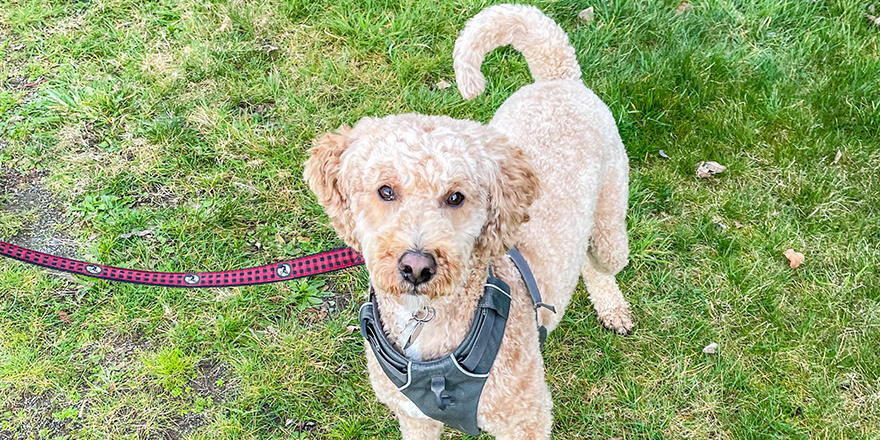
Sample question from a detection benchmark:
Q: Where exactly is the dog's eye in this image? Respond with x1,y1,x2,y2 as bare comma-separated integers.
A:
445,192,465,207
378,186,396,201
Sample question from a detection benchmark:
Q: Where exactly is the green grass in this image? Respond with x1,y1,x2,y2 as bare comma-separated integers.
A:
1,0,879,438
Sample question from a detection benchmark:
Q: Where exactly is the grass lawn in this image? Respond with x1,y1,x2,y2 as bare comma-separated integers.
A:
1,0,879,438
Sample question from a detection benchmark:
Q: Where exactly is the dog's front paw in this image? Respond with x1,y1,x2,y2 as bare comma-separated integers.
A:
598,304,633,335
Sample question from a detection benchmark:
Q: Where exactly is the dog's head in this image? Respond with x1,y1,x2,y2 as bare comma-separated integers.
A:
304,114,540,300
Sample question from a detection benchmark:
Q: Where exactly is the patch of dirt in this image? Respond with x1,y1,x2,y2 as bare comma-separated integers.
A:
154,413,206,440
151,359,234,439
0,391,83,440
78,330,154,371
0,164,80,259
236,100,275,118
189,358,234,403
0,332,236,439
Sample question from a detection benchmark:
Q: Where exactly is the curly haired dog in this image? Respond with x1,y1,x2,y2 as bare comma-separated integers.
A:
304,4,631,439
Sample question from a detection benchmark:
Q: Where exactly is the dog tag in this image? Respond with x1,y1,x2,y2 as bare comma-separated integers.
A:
402,306,435,350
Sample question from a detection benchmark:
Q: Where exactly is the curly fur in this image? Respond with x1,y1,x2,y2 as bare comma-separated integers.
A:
304,4,632,439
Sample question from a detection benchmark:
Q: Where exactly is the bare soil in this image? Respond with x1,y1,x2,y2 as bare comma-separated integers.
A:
0,164,80,258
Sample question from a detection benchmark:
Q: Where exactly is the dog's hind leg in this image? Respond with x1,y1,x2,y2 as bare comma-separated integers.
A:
583,159,632,334
588,155,629,276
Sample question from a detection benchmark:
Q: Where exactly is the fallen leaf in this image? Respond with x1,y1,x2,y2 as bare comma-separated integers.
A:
119,227,156,239
346,325,358,333
435,79,451,89
833,149,843,164
783,249,805,268
219,15,233,32
869,13,880,27
658,149,670,158
578,6,595,24
870,4,876,14
734,220,743,228
702,342,719,354
163,303,175,320
675,1,694,15
695,161,727,178
258,44,278,54
57,310,73,324
296,420,318,432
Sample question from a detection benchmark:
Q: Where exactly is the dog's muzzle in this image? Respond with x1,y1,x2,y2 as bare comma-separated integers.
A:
398,250,436,286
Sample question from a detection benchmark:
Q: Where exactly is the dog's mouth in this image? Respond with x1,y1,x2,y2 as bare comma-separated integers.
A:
403,284,428,297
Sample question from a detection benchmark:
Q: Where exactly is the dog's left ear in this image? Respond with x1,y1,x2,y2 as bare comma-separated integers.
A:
303,126,359,250
477,137,541,257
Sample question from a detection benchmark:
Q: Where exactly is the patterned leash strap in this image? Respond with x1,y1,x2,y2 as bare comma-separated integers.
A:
0,240,364,288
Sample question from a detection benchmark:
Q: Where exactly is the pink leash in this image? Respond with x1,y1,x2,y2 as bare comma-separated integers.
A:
0,240,364,288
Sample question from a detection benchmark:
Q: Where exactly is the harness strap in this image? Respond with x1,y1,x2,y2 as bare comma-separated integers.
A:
507,247,556,346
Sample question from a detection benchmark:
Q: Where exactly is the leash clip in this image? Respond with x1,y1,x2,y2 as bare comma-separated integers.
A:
534,302,556,314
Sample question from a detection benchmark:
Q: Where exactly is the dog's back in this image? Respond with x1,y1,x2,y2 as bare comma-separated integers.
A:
454,4,633,334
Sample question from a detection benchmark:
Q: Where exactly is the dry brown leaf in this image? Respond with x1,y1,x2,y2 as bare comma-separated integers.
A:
578,7,595,24
734,220,743,228
783,249,805,268
695,161,727,178
702,342,719,354
162,303,175,321
346,325,358,334
869,13,880,27
675,1,694,15
219,15,233,32
258,44,279,54
57,310,73,324
119,227,156,239
435,80,451,90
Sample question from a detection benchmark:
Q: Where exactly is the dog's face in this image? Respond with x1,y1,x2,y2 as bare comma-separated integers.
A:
304,114,539,300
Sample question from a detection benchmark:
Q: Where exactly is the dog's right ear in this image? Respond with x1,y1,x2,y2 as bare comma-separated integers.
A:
303,126,359,250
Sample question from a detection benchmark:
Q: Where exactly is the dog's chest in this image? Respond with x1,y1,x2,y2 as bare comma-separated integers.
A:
384,299,469,362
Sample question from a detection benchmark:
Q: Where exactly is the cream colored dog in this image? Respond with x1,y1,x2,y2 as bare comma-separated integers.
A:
304,4,631,439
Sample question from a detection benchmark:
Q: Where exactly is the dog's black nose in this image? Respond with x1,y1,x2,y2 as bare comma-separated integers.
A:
398,250,436,286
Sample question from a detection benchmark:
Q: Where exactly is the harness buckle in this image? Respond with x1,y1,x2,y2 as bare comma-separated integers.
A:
431,376,453,410
534,302,557,314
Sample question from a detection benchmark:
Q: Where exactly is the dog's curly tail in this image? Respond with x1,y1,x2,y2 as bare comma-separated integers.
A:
453,4,582,100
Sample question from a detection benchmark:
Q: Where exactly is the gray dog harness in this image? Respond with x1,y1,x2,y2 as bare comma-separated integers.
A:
359,248,553,435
